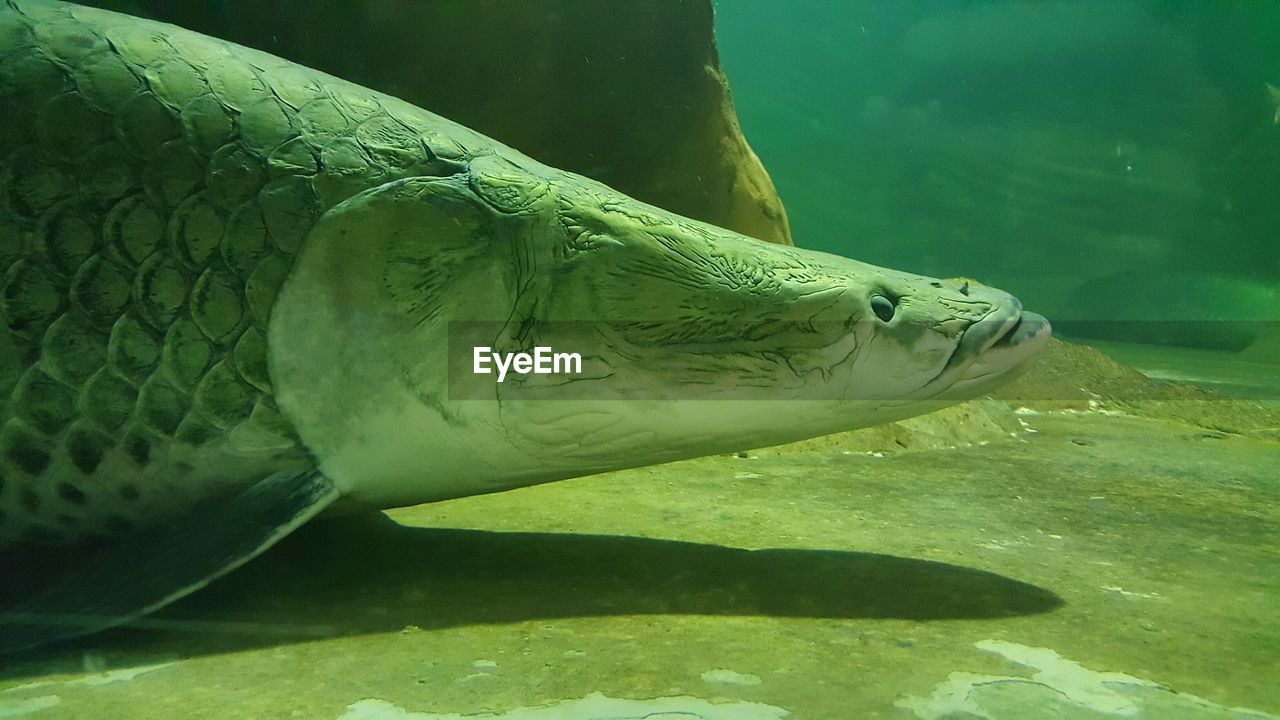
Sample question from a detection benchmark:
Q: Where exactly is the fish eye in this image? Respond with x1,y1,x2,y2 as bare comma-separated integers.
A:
870,294,896,323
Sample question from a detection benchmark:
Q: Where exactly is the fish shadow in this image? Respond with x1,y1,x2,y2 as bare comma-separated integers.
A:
154,513,1061,644
4,513,1062,668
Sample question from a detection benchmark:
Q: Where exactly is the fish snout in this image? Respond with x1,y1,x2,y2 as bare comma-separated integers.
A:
953,292,1052,366
993,310,1052,350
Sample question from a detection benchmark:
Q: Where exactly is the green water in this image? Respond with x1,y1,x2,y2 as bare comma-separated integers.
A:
715,0,1280,352
2,2,1278,719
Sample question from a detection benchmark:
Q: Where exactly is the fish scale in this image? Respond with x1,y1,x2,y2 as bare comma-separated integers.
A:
0,0,476,546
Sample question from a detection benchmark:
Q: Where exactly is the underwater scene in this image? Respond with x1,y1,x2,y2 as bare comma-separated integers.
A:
0,0,1276,718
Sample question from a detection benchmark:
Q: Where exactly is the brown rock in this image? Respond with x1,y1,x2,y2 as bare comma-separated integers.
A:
992,339,1280,436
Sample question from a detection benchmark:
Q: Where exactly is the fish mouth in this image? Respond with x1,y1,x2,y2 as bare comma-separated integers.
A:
946,308,1052,394
967,306,1051,356
992,311,1051,350
921,303,1052,399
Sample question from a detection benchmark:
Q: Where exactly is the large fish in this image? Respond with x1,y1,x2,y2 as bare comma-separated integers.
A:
0,0,1050,652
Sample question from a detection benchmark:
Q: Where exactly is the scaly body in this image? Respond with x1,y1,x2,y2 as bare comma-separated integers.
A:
0,0,494,544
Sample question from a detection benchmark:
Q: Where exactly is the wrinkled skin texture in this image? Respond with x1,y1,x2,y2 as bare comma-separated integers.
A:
271,158,1049,511
0,0,1049,545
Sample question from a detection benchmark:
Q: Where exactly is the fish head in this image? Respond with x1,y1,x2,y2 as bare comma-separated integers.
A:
521,176,1051,414
273,158,1051,506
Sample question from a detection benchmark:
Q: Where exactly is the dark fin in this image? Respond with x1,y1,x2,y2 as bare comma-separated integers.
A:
0,470,338,654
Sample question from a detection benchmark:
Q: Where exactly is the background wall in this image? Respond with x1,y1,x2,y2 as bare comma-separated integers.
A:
714,0,1280,351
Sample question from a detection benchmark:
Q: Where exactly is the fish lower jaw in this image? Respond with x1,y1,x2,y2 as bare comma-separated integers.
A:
932,317,1052,400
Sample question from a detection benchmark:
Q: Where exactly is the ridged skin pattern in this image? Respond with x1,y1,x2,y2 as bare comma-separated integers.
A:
0,0,479,544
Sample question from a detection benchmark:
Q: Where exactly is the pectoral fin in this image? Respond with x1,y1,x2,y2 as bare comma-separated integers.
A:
0,470,338,654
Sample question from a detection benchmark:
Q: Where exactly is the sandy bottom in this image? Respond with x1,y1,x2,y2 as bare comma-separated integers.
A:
1,350,1277,719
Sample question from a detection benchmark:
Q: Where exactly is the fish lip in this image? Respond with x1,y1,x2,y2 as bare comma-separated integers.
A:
948,311,1052,391
993,311,1051,350
941,304,1018,373
917,306,1051,398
